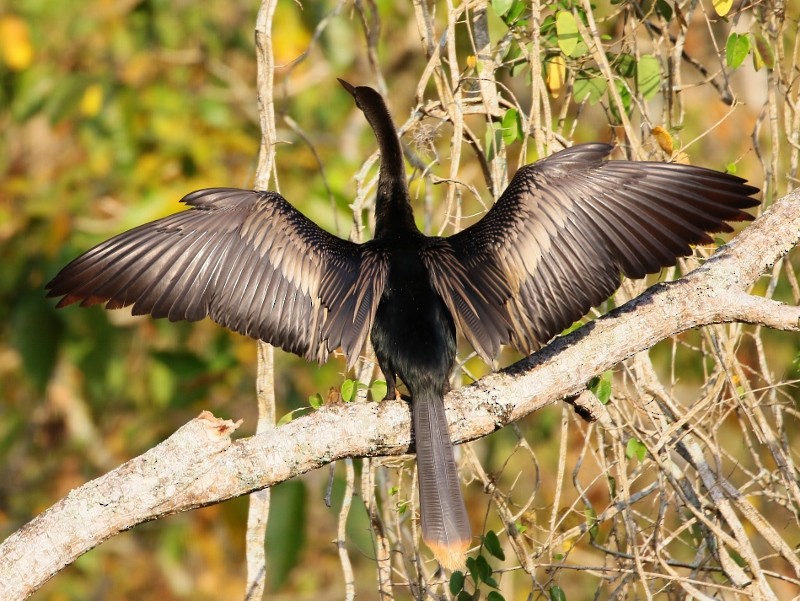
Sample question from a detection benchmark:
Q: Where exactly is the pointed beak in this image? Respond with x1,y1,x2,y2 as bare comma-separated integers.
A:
337,78,356,97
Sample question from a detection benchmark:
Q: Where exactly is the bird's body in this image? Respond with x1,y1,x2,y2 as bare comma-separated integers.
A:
371,235,457,401
47,80,760,569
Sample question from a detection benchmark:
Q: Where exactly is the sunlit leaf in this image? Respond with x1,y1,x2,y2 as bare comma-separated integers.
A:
504,0,527,26
492,0,514,18
636,55,661,99
341,378,356,402
545,54,567,98
556,12,579,57
588,370,613,404
712,0,733,17
308,392,323,408
626,437,647,461
610,79,632,122
726,33,750,69
501,108,524,144
370,379,388,401
574,72,607,104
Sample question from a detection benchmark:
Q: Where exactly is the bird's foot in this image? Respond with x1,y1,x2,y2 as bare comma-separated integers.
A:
382,388,404,402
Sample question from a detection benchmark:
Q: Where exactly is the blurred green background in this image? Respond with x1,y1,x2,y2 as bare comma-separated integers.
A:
1,0,798,599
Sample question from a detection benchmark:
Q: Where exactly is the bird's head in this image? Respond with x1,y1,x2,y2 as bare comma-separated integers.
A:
337,78,383,114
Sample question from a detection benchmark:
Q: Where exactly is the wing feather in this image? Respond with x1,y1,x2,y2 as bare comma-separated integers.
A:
426,143,759,358
47,188,388,366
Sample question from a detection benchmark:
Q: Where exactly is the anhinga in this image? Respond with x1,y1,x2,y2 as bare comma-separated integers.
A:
47,79,760,569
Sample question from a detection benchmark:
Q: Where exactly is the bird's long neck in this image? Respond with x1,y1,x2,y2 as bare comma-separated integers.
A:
360,95,418,239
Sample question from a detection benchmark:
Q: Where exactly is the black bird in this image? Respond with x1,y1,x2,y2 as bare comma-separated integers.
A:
47,80,760,569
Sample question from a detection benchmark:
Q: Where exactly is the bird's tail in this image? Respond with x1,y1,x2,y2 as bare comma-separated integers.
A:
414,387,471,569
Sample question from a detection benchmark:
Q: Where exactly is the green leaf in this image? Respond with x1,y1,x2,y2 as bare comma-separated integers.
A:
585,506,598,541
503,0,527,26
466,556,480,584
610,79,632,123
266,480,307,590
341,378,356,402
626,437,647,462
589,370,613,404
370,379,388,401
501,108,523,145
656,0,673,21
726,33,750,69
550,585,567,601
636,55,661,99
491,0,514,18
308,392,323,409
607,475,617,498
474,555,493,582
12,290,63,391
487,592,506,601
449,570,466,595
613,53,637,78
556,11,579,57
729,549,747,567
277,411,294,426
485,122,503,161
457,592,474,601
484,530,506,560
573,72,607,104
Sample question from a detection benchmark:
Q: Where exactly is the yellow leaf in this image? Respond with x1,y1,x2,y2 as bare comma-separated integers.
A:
0,15,34,71
546,55,566,98
80,84,104,117
712,0,733,16
466,55,477,69
651,126,673,154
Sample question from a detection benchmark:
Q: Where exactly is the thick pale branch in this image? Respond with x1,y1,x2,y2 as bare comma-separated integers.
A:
2,192,798,599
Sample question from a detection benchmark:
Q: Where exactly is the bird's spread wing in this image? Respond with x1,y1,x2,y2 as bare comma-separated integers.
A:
424,143,760,360
47,188,388,367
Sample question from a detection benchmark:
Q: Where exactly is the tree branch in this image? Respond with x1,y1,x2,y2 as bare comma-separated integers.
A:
2,192,798,600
